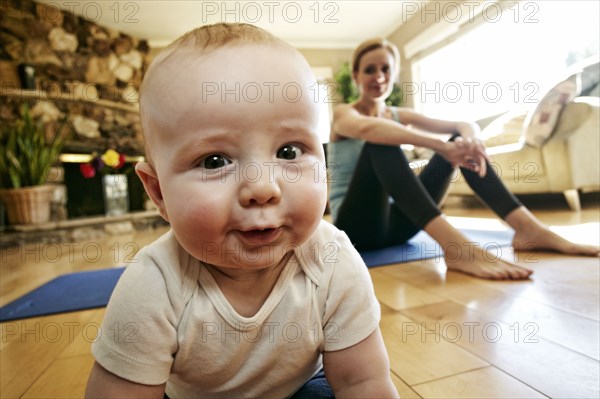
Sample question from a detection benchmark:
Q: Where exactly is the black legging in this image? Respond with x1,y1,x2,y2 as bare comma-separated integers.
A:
334,136,523,251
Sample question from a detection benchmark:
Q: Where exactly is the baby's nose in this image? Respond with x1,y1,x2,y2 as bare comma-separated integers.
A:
238,164,282,206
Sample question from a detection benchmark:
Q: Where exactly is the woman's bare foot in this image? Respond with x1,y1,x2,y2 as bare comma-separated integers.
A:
512,227,600,257
424,214,533,280
506,206,600,257
444,244,533,280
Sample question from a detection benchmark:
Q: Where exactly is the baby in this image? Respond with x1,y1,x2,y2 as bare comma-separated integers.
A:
85,23,398,398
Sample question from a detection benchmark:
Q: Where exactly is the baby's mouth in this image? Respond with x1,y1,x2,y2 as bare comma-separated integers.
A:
237,227,282,245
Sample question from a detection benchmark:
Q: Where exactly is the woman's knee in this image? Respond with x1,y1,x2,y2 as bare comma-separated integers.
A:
363,142,411,165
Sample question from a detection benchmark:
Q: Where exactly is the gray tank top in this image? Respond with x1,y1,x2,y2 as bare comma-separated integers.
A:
327,108,400,221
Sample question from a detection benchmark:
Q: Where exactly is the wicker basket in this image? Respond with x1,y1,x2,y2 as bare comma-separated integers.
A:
0,185,56,225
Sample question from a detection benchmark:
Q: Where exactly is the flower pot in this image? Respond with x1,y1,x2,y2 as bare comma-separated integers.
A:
0,185,55,225
102,174,129,216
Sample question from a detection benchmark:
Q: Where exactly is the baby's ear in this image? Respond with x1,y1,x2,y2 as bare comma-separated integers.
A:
135,161,168,221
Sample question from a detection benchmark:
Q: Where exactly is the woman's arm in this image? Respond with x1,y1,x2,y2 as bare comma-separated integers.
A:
323,328,399,398
332,104,484,148
85,362,166,399
397,107,481,139
399,108,489,176
332,104,487,174
332,104,449,151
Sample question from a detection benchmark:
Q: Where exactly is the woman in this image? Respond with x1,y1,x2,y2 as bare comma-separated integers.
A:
329,38,599,280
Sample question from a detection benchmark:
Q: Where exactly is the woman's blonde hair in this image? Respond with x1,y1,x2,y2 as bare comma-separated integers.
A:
351,38,401,77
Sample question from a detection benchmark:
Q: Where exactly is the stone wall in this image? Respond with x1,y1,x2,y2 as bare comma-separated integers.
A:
0,0,150,155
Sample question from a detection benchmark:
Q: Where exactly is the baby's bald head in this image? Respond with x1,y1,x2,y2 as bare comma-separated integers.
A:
139,23,301,165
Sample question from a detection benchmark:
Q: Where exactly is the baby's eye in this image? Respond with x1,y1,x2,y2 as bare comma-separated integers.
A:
364,66,376,74
276,145,302,160
382,65,390,74
201,154,232,169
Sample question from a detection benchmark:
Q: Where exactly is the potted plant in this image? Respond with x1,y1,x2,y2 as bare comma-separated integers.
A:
0,103,70,225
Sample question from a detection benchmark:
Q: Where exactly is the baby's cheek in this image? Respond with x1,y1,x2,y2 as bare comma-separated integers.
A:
294,176,327,216
167,190,225,233
171,206,227,264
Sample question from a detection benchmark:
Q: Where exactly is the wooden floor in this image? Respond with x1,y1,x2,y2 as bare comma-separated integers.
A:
1,195,599,398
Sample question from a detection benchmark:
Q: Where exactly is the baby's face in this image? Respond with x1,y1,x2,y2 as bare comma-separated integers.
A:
143,44,327,270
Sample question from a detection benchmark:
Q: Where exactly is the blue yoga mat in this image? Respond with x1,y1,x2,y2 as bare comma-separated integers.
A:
0,267,125,322
360,228,514,268
0,229,513,321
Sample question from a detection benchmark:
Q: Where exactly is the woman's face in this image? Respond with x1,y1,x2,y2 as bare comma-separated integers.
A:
353,47,396,101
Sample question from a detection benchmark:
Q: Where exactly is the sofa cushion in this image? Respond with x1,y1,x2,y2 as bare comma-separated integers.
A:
552,97,594,137
580,60,600,96
523,73,579,148
588,82,600,97
481,110,527,147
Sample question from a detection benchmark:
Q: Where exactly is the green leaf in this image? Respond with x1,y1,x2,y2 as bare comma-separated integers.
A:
0,103,71,189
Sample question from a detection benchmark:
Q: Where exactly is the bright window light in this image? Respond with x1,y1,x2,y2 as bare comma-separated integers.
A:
413,1,600,121
316,83,332,143
310,68,334,144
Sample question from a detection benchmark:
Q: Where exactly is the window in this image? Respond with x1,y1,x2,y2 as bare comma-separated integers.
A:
412,1,599,121
311,67,334,143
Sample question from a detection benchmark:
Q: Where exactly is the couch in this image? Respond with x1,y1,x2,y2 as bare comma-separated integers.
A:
448,96,599,211
443,60,600,211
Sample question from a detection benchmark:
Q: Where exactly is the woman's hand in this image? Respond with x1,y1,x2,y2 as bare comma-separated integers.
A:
453,122,489,177
440,138,489,177
439,139,470,164
463,137,489,177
